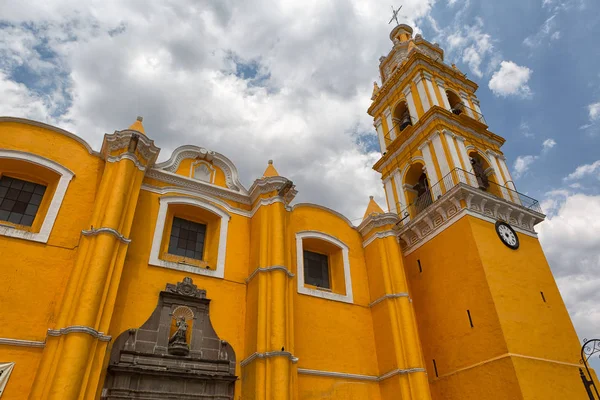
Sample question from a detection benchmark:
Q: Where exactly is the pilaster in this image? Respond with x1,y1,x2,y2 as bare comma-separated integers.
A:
30,125,160,399
435,79,452,111
244,176,298,400
358,214,432,400
413,74,431,114
402,86,419,124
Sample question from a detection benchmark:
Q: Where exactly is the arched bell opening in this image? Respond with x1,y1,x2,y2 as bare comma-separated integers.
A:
446,90,464,115
392,100,413,135
468,151,503,199
404,162,432,216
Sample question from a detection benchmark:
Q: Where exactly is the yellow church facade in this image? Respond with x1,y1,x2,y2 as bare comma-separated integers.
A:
0,24,591,400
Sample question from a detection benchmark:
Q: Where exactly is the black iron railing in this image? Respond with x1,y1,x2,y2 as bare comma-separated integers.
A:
450,102,487,125
398,168,542,221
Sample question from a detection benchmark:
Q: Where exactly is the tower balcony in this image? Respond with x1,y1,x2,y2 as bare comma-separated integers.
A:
395,168,544,253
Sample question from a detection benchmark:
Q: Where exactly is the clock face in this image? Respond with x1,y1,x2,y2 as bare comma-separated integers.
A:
495,221,519,249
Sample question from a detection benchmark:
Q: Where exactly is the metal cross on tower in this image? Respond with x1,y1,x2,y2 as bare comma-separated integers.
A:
388,5,402,26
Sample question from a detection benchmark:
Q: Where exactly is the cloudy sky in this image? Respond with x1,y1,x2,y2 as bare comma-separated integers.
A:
1,0,599,356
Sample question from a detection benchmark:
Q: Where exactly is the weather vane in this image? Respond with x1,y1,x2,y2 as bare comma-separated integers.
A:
388,5,402,26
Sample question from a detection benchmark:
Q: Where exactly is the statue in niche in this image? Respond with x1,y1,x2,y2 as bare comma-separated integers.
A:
168,316,190,356
471,157,489,190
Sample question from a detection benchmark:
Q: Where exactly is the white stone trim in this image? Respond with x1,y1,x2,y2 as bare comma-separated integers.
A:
105,153,146,171
0,337,45,348
392,169,408,217
369,292,410,307
81,227,131,243
486,151,511,200
431,132,450,177
375,119,387,152
414,75,431,113
295,231,353,304
402,207,538,256
47,326,111,342
0,117,98,156
384,108,396,141
0,150,74,243
384,179,395,213
240,351,298,367
435,79,452,110
149,196,230,279
442,130,467,185
418,141,440,198
298,367,426,382
246,265,295,283
362,229,396,248
190,159,216,184
402,86,419,124
425,77,439,107
459,91,474,117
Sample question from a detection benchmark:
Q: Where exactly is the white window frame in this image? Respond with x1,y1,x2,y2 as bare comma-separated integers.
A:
295,231,353,304
0,150,74,243
149,196,230,278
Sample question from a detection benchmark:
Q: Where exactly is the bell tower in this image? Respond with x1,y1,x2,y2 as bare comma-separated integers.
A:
369,24,589,399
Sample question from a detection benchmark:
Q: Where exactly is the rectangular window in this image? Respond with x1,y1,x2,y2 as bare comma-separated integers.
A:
0,176,46,227
303,250,330,289
168,217,206,261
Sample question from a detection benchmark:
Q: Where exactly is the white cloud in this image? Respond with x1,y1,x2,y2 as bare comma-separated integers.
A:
542,138,556,151
514,155,538,178
564,160,600,181
523,14,559,48
588,102,600,121
488,61,533,98
519,121,535,138
0,0,439,220
538,193,600,343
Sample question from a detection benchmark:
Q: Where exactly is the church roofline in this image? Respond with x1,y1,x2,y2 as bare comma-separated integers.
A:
0,116,100,156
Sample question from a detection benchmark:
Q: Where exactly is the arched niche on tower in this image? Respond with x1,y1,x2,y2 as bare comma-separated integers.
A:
467,149,504,199
392,100,413,135
446,89,464,115
403,161,432,217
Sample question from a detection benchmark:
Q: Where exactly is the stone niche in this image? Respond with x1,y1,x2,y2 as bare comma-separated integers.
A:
102,277,236,399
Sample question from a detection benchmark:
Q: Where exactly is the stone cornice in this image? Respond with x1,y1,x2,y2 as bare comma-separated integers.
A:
145,169,252,205
101,130,160,168
397,184,545,255
357,212,400,236
248,176,297,204
155,145,247,193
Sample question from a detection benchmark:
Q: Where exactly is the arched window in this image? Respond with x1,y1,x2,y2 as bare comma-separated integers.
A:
392,101,412,133
468,151,503,199
295,231,353,304
404,162,432,216
446,90,464,115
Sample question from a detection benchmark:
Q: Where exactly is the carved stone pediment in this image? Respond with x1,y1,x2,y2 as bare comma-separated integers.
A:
102,277,236,399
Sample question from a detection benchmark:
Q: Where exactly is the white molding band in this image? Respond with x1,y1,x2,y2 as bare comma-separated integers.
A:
0,337,45,348
295,231,353,304
298,367,426,382
246,265,295,283
0,150,75,243
105,153,146,171
384,179,395,213
435,352,581,381
149,196,230,279
369,292,410,308
81,227,131,244
47,326,111,342
362,230,396,248
240,351,299,367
